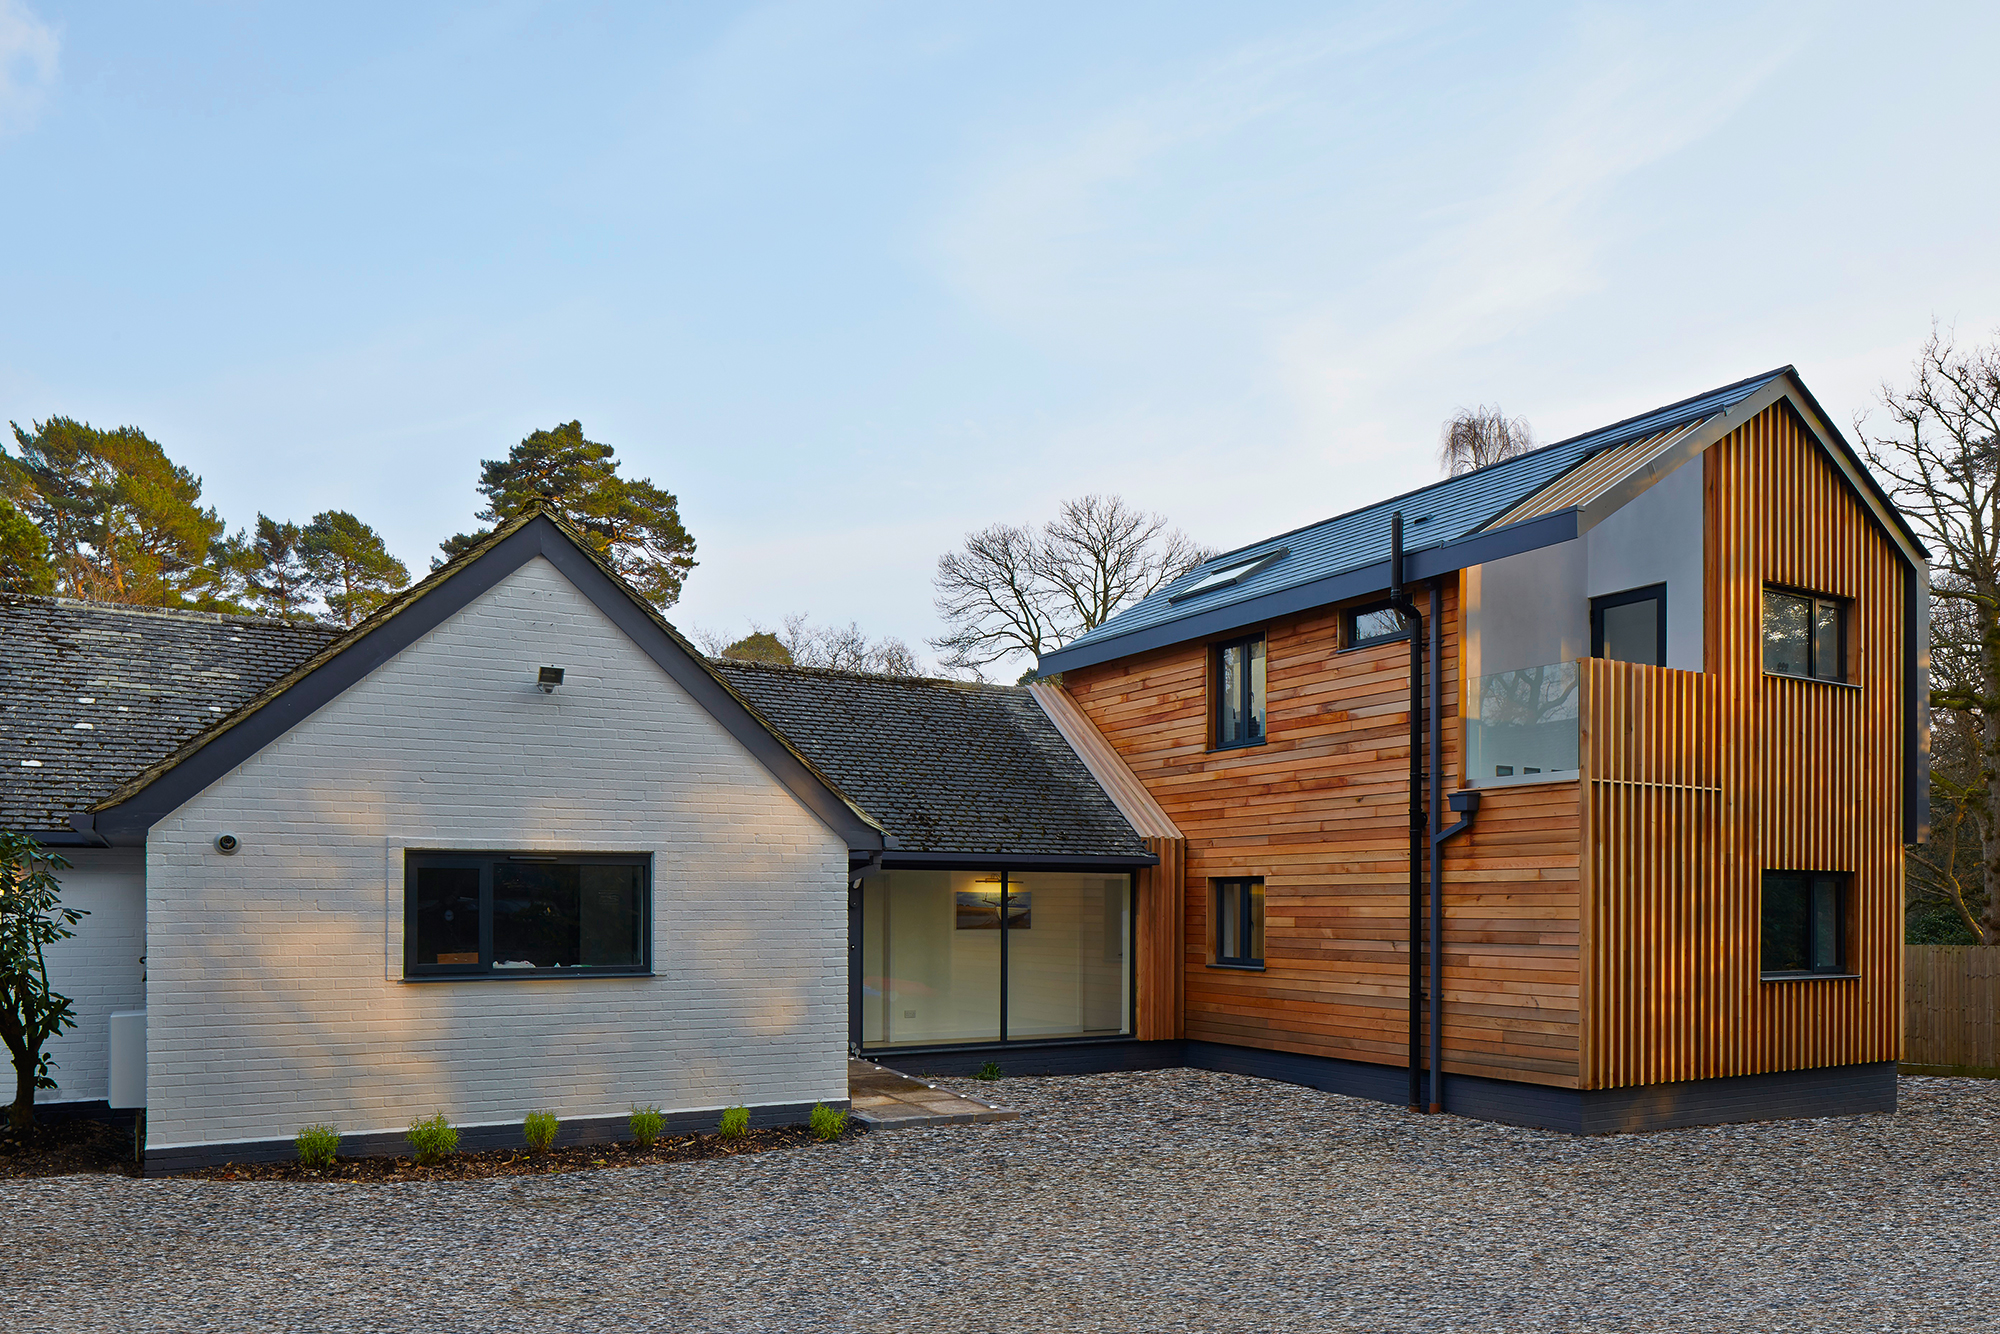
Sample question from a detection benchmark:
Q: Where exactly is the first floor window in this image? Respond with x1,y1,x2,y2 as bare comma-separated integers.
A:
1214,877,1265,967
1345,601,1407,649
1761,871,1847,976
1762,587,1846,682
1592,584,1666,666
1214,634,1267,748
407,853,649,977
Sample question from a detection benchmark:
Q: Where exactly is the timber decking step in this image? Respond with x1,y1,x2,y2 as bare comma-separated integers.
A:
846,1059,1022,1130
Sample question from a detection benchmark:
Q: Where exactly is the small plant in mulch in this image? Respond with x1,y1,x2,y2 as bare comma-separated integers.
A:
628,1104,665,1147
809,1102,848,1141
523,1111,560,1154
294,1124,341,1169
717,1106,750,1140
181,1119,867,1183
974,1061,1003,1081
407,1113,458,1166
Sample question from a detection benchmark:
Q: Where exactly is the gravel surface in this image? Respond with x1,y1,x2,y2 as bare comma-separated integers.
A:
3,1070,1996,1332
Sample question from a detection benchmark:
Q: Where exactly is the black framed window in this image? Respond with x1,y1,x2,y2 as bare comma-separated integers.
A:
1214,634,1267,749
406,853,650,977
1214,877,1265,967
1591,583,1666,666
1344,601,1408,650
1762,587,1846,682
1761,871,1847,976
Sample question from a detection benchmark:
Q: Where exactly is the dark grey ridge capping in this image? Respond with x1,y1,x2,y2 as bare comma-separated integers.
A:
140,1097,848,1177
77,517,885,854
715,659,1150,860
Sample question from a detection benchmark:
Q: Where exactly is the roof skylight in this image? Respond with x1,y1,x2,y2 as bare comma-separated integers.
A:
1167,547,1289,603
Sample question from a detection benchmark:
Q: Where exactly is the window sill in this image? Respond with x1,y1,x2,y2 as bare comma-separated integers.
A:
1208,740,1269,754
1209,961,1266,971
1759,971,1858,982
1468,769,1580,791
1762,671,1860,690
1339,636,1411,654
402,971,655,983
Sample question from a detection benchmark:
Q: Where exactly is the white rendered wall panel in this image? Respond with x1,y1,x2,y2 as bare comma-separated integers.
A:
35,848,146,1104
142,557,847,1152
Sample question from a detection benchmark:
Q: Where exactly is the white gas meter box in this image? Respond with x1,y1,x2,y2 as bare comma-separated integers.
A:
108,1010,146,1109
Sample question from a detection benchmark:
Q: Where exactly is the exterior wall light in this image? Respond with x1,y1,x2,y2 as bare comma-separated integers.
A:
215,833,240,855
537,666,565,694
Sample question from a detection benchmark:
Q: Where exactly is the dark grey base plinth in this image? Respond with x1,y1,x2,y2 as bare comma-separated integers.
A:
1184,1041,1896,1134
141,1098,847,1177
878,1035,1897,1134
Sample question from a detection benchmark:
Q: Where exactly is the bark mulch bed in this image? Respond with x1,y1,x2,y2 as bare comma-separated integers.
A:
181,1122,866,1183
0,1116,142,1179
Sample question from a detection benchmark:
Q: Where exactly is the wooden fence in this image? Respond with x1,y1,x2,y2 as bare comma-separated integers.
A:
1904,946,2000,1076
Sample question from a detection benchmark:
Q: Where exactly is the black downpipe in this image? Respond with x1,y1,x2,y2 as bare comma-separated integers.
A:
1387,513,1425,1112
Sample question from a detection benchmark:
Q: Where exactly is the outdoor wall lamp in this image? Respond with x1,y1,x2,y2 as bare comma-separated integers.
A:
537,666,565,694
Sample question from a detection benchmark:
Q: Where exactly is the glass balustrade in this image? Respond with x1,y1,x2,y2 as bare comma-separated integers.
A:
1464,661,1580,783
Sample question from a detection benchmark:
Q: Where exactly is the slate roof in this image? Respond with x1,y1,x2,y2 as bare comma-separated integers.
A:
714,660,1150,859
1,595,339,829
1049,368,1789,667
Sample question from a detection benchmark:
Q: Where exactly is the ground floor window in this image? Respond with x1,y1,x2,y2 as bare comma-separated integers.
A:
859,868,1132,1048
1761,870,1847,976
406,852,650,978
1213,877,1265,966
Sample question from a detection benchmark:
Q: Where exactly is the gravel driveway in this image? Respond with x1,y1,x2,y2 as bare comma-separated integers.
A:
3,1069,1996,1332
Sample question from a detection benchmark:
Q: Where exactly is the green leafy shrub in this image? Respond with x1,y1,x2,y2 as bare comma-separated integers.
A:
523,1110,560,1154
629,1104,665,1147
975,1061,1002,1081
294,1124,341,1169
809,1102,848,1142
407,1112,458,1166
718,1106,750,1139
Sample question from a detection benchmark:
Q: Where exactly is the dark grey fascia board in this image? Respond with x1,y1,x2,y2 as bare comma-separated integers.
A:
881,850,1160,870
26,828,106,848
1039,508,1580,675
83,517,887,853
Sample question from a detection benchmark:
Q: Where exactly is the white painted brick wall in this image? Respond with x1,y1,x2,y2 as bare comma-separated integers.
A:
36,848,146,1104
143,557,850,1152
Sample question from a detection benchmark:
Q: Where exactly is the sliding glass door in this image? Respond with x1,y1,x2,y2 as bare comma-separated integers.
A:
859,868,1131,1049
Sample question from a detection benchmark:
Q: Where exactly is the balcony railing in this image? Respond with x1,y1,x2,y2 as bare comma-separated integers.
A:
1465,661,1580,784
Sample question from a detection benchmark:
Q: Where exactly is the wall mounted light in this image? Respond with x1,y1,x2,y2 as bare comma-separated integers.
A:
215,833,240,855
537,666,565,694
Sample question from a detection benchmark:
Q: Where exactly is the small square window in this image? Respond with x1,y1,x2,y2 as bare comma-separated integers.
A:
1214,634,1267,749
1214,878,1265,967
1344,601,1407,649
1761,871,1847,976
1762,588,1846,682
1591,584,1665,667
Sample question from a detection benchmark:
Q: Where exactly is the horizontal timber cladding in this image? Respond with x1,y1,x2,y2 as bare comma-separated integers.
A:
1061,577,1586,1090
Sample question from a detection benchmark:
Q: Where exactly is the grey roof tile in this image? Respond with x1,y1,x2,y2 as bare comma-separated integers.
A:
1,596,338,829
714,661,1148,859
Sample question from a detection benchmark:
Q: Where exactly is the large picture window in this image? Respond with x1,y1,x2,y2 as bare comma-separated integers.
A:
859,869,1132,1049
1761,871,1848,977
1214,633,1267,749
1762,587,1846,682
406,853,649,978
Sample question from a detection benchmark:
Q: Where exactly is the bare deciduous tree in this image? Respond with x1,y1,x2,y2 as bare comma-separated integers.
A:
931,495,1210,676
1439,405,1536,476
1859,327,2000,943
691,617,920,676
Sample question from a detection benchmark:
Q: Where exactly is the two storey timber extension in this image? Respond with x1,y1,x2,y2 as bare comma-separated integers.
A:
1037,367,1928,1133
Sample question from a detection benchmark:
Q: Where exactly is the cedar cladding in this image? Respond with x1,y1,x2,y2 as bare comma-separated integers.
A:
1066,399,1909,1093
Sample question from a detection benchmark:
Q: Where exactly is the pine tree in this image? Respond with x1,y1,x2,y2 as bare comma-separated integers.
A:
5,418,222,605
441,421,696,607
301,510,409,626
0,496,54,595
245,515,314,618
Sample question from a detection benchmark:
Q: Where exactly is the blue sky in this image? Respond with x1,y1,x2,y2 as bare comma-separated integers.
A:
2,2,1994,674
